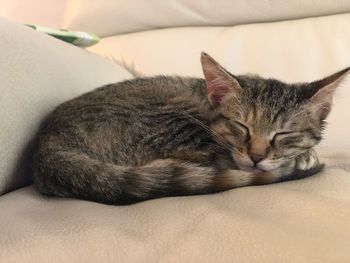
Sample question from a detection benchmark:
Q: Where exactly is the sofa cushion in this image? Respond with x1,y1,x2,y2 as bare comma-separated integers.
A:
88,13,350,149
0,17,132,195
63,0,350,36
1,148,350,262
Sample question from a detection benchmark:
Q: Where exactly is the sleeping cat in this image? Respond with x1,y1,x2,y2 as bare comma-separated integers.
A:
32,53,349,205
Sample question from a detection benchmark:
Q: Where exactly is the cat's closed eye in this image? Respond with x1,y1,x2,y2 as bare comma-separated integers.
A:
229,121,251,142
271,131,305,148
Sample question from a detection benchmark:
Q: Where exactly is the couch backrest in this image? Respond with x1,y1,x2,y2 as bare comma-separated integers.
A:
0,18,132,195
63,0,350,37
87,12,350,149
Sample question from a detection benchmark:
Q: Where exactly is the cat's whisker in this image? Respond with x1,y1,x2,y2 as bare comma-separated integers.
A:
181,113,233,150
199,142,231,152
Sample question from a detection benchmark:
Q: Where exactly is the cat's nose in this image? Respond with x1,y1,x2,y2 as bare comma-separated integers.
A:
249,153,265,165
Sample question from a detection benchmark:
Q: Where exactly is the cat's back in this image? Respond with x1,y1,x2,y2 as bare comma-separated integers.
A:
73,75,206,105
45,75,207,128
35,76,211,165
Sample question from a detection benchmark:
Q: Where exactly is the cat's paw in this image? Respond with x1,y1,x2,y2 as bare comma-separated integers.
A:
290,149,325,180
275,150,324,183
294,149,321,171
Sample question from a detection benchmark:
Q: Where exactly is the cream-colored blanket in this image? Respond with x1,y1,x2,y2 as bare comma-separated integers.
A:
1,148,349,263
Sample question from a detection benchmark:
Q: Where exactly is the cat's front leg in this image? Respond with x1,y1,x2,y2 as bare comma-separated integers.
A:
279,149,324,182
213,149,324,191
294,149,322,171
255,149,324,184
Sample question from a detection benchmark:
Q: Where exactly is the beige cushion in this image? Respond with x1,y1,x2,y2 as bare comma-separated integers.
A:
1,148,350,262
88,13,350,149
1,7,350,263
63,0,350,36
0,17,132,195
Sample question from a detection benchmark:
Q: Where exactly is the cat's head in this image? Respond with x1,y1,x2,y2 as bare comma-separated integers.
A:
201,52,349,172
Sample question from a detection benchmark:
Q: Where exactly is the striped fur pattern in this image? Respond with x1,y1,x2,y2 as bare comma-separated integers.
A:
32,53,349,205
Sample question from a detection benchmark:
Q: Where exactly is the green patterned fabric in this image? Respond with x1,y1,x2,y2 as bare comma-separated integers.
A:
26,24,99,47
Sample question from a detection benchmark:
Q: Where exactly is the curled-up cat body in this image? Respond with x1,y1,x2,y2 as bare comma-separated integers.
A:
32,53,349,205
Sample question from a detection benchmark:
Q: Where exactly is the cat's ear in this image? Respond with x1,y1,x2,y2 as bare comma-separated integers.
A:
201,52,241,106
304,67,350,120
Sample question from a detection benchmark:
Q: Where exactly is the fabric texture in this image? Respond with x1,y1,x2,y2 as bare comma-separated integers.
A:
0,17,132,195
1,148,350,262
63,0,350,36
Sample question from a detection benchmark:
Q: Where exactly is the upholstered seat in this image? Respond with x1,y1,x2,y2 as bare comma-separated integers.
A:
1,1,350,261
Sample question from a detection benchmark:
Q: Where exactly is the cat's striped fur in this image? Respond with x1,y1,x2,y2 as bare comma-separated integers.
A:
32,53,348,205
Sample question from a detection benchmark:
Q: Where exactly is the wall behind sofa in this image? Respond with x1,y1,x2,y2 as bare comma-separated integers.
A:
0,0,66,27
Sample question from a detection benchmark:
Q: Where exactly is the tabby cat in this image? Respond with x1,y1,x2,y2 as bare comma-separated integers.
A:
32,53,349,205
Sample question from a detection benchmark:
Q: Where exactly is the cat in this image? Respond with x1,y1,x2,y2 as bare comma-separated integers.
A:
32,52,349,205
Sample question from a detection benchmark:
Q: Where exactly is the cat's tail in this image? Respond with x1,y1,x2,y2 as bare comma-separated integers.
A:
32,149,270,205
33,150,322,205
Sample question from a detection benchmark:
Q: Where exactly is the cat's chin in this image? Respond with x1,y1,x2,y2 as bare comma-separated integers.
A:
234,158,269,172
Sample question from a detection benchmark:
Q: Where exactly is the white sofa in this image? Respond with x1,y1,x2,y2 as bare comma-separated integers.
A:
1,1,350,262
